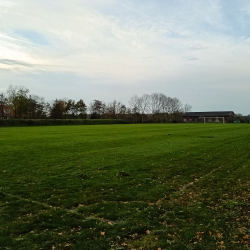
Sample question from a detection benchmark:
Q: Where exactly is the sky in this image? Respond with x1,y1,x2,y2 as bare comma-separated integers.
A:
0,0,250,114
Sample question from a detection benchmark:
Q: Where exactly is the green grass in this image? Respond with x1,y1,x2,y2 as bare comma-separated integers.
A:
0,124,250,250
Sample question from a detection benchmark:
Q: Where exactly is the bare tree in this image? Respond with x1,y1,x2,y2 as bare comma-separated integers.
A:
129,95,140,122
168,97,183,121
138,94,150,123
161,95,172,122
150,93,165,122
183,103,192,112
168,97,182,113
103,100,126,119
129,95,139,112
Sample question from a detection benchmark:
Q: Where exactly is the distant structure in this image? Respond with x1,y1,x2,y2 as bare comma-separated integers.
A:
182,111,235,123
0,106,11,119
246,115,250,123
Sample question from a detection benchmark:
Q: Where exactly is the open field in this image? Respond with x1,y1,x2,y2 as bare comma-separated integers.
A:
0,124,250,250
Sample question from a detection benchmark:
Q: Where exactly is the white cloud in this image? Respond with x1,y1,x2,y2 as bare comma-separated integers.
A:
0,0,250,114
0,0,230,77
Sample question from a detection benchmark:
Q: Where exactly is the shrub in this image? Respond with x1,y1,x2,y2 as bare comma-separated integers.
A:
0,119,128,127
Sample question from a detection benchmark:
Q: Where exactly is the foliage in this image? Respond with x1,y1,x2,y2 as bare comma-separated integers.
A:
89,100,105,119
2,85,192,122
76,99,87,119
6,85,30,118
0,124,250,249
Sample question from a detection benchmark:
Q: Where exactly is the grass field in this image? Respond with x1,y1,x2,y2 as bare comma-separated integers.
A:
0,124,250,250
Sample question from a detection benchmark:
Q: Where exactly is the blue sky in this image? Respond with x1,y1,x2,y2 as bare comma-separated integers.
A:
0,0,250,114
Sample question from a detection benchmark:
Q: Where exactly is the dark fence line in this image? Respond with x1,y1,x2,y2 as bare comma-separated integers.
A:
0,119,128,127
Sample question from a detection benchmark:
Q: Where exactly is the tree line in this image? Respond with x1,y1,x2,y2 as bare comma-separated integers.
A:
0,85,192,122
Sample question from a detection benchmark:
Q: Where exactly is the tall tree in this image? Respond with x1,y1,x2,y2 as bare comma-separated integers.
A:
27,95,46,119
7,85,29,118
76,99,87,119
17,86,29,118
150,93,163,122
129,95,140,122
105,100,126,119
138,94,150,123
50,99,67,119
66,99,77,119
6,85,18,118
89,100,105,119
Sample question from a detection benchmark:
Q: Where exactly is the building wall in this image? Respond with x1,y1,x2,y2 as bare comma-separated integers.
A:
183,116,232,123
0,106,11,119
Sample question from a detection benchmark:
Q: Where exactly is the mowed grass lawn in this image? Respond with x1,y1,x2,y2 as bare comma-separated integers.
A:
0,124,250,250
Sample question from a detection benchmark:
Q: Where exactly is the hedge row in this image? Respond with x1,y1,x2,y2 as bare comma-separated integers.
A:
0,119,128,127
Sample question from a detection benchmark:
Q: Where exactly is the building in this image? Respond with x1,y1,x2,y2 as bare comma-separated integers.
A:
0,106,11,119
182,111,235,123
245,115,250,123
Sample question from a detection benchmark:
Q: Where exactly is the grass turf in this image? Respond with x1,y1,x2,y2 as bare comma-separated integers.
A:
0,124,250,249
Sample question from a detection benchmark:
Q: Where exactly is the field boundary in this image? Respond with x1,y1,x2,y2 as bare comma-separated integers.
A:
0,119,128,127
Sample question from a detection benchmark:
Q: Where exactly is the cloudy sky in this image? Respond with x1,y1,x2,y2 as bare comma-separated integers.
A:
0,0,250,114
